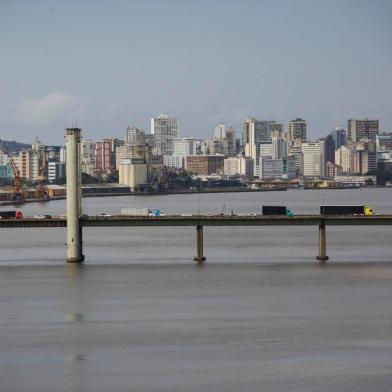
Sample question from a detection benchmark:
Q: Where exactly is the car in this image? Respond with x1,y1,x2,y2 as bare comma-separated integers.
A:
34,214,51,219
180,213,193,217
98,213,112,217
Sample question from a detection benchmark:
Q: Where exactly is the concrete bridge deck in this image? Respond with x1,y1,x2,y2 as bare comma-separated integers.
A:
1,215,392,228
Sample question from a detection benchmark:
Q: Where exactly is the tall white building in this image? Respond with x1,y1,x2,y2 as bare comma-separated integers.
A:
223,156,254,180
150,113,178,155
173,137,198,156
125,127,145,145
81,140,96,161
213,123,226,139
335,145,354,174
244,118,279,176
301,141,325,178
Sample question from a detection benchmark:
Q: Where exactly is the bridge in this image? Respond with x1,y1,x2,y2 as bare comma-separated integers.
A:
1,214,392,263
1,129,390,264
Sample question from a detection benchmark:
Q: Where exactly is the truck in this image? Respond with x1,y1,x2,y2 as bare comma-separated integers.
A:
120,207,161,217
120,207,149,217
148,208,161,217
320,205,374,216
0,210,23,219
262,205,294,217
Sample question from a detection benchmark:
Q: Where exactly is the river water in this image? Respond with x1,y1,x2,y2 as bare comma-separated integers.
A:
1,188,392,391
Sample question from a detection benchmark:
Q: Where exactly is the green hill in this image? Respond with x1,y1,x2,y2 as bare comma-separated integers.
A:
0,139,31,154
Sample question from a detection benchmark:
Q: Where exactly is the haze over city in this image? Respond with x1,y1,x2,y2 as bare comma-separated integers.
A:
1,0,392,144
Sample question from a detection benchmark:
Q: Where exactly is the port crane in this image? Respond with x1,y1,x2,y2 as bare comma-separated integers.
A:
9,158,23,201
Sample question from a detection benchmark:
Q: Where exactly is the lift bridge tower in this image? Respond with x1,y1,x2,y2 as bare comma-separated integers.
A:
66,128,84,263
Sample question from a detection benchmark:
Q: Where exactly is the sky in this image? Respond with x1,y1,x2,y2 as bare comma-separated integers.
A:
1,0,391,145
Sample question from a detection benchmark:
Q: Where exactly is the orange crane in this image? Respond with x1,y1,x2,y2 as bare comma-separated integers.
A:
9,158,23,201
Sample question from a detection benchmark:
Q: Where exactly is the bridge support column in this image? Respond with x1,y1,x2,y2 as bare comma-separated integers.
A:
66,128,84,263
194,225,206,264
316,220,328,264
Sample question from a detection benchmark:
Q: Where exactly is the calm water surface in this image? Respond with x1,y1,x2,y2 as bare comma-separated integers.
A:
0,189,392,391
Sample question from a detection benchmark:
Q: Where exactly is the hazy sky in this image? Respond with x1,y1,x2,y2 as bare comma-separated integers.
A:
1,0,391,144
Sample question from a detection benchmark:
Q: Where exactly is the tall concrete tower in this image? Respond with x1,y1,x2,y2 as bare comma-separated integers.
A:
66,128,84,263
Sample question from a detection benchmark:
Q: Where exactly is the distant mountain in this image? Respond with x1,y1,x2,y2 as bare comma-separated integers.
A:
0,139,31,154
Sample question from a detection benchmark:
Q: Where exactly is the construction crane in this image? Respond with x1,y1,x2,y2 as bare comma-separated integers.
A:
149,165,168,191
9,158,23,201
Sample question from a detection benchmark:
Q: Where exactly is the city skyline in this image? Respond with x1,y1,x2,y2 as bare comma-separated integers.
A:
1,0,392,144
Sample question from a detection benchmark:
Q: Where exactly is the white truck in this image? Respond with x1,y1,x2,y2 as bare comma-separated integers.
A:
120,207,149,217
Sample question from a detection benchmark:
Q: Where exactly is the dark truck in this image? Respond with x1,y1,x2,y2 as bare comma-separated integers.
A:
320,205,374,216
262,205,294,217
0,210,23,219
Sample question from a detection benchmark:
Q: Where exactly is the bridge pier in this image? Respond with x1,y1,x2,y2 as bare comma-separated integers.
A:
316,220,328,264
194,225,206,264
66,128,84,263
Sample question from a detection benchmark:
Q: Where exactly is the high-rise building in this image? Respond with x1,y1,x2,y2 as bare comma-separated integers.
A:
207,139,228,156
331,127,346,149
48,159,66,182
377,132,392,151
226,127,236,156
335,145,354,174
259,157,297,180
301,141,325,178
95,139,117,175
17,149,40,180
223,156,254,180
150,113,178,155
324,134,336,164
81,140,96,162
0,164,12,178
269,123,284,138
173,138,198,156
213,123,226,140
354,140,377,174
271,137,288,160
0,150,8,166
288,143,303,177
244,118,277,162
124,127,146,145
289,118,307,142
347,119,379,142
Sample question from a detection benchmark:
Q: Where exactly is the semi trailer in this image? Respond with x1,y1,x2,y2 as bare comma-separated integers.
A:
0,210,23,219
320,205,374,216
262,206,294,217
